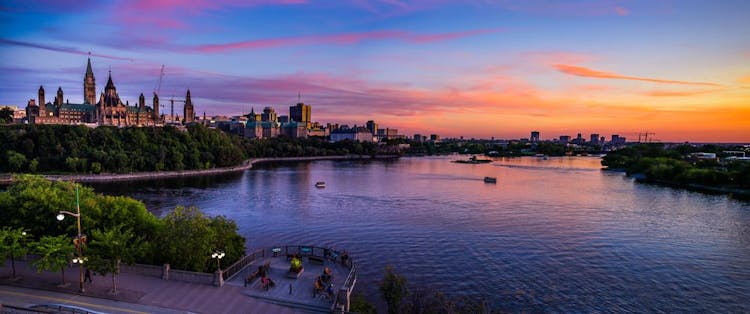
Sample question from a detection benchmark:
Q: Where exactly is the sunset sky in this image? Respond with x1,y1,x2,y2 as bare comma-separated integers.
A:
1,0,749,142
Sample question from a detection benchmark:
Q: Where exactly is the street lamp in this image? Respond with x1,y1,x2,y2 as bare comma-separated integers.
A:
211,251,225,271
56,185,86,293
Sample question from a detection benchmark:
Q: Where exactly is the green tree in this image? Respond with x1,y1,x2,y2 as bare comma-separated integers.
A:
88,225,142,294
349,294,377,314
0,227,31,279
28,158,39,173
0,107,13,123
7,150,27,172
155,206,215,272
33,235,74,286
380,265,409,314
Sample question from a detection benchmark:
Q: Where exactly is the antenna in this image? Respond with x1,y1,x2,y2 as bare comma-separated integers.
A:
298,91,301,104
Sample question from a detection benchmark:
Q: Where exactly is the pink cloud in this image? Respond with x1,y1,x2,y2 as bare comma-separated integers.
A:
643,89,723,97
493,0,633,17
614,6,629,16
194,28,500,52
114,0,307,29
554,64,721,86
0,38,134,61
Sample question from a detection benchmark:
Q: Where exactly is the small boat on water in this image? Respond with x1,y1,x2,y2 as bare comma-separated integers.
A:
315,182,326,188
454,156,492,164
535,154,549,160
484,177,497,183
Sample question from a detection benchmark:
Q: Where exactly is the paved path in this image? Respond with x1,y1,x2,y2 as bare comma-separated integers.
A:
1,260,301,314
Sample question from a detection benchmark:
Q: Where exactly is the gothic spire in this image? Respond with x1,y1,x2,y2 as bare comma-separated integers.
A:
105,71,115,90
85,57,94,77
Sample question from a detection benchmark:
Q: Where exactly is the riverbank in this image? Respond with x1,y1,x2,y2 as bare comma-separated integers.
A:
0,154,399,184
601,168,750,200
634,177,750,200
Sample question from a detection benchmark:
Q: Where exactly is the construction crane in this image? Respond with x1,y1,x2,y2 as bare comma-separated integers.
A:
637,131,657,143
168,96,186,124
154,65,165,96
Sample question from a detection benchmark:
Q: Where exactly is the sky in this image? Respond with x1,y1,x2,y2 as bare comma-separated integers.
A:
1,0,749,142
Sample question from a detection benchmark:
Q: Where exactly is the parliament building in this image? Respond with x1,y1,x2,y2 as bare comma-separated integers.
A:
25,58,195,127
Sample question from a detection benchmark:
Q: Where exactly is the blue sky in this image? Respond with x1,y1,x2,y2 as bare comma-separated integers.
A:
1,0,749,141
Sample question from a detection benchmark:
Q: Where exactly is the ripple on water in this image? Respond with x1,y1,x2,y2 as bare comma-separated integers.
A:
88,157,750,312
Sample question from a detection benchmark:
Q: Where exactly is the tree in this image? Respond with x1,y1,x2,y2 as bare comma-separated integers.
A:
33,235,73,286
155,206,215,272
349,294,377,314
88,225,142,294
0,107,13,123
0,227,31,279
6,150,27,172
380,265,409,314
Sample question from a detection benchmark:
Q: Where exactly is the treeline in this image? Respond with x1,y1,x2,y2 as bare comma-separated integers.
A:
406,140,571,156
0,175,245,280
350,265,498,314
1,124,246,173
601,143,750,190
0,124,387,174
244,136,378,158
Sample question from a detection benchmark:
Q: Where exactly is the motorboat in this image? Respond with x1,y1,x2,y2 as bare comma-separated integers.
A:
315,181,326,188
453,156,492,164
484,177,497,183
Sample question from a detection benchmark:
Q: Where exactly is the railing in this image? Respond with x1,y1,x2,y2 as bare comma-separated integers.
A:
169,268,215,285
331,259,357,313
222,247,265,281
120,263,162,278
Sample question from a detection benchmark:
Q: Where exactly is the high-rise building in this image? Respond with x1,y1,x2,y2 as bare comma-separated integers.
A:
366,120,378,136
530,131,540,142
289,103,311,126
430,134,441,142
261,107,277,122
590,133,599,145
559,135,571,143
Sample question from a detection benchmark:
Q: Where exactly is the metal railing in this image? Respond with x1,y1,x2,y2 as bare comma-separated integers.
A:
222,248,265,281
331,259,357,313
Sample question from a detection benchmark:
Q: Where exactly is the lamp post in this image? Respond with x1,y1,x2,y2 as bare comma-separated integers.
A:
211,251,225,271
56,185,86,293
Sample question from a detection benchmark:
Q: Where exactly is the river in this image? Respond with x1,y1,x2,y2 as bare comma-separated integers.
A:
90,156,750,312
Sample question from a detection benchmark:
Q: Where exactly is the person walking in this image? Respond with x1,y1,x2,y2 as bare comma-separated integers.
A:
84,268,93,283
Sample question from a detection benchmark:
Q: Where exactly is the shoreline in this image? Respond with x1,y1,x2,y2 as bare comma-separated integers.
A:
601,168,750,200
0,154,399,184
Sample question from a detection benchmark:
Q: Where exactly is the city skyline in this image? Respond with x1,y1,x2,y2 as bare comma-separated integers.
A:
1,0,749,142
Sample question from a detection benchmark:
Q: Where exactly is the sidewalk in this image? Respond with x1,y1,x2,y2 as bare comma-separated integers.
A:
0,259,300,314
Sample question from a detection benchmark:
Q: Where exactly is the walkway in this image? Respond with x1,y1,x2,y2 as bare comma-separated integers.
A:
0,260,300,314
227,254,351,312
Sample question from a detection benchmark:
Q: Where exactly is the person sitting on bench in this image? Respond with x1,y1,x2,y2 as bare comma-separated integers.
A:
313,276,325,297
260,274,275,290
321,267,332,284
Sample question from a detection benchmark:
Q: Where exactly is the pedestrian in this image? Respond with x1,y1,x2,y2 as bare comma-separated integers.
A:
341,251,349,267
84,268,92,283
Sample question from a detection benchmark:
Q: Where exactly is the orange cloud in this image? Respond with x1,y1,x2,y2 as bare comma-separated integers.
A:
643,89,722,97
739,75,750,84
554,64,721,86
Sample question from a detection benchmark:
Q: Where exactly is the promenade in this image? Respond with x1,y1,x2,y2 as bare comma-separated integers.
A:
0,259,301,314
0,155,399,184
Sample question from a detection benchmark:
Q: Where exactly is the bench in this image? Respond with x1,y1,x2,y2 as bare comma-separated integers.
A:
308,256,324,265
244,261,271,287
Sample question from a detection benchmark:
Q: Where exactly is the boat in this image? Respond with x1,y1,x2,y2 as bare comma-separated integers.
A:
315,182,326,188
535,154,549,160
453,156,493,164
484,177,497,183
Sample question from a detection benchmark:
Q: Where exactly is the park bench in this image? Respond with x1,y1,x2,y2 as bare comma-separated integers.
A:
308,256,324,265
244,261,270,287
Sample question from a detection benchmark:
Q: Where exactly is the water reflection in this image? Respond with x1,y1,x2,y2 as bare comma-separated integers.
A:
88,157,750,312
